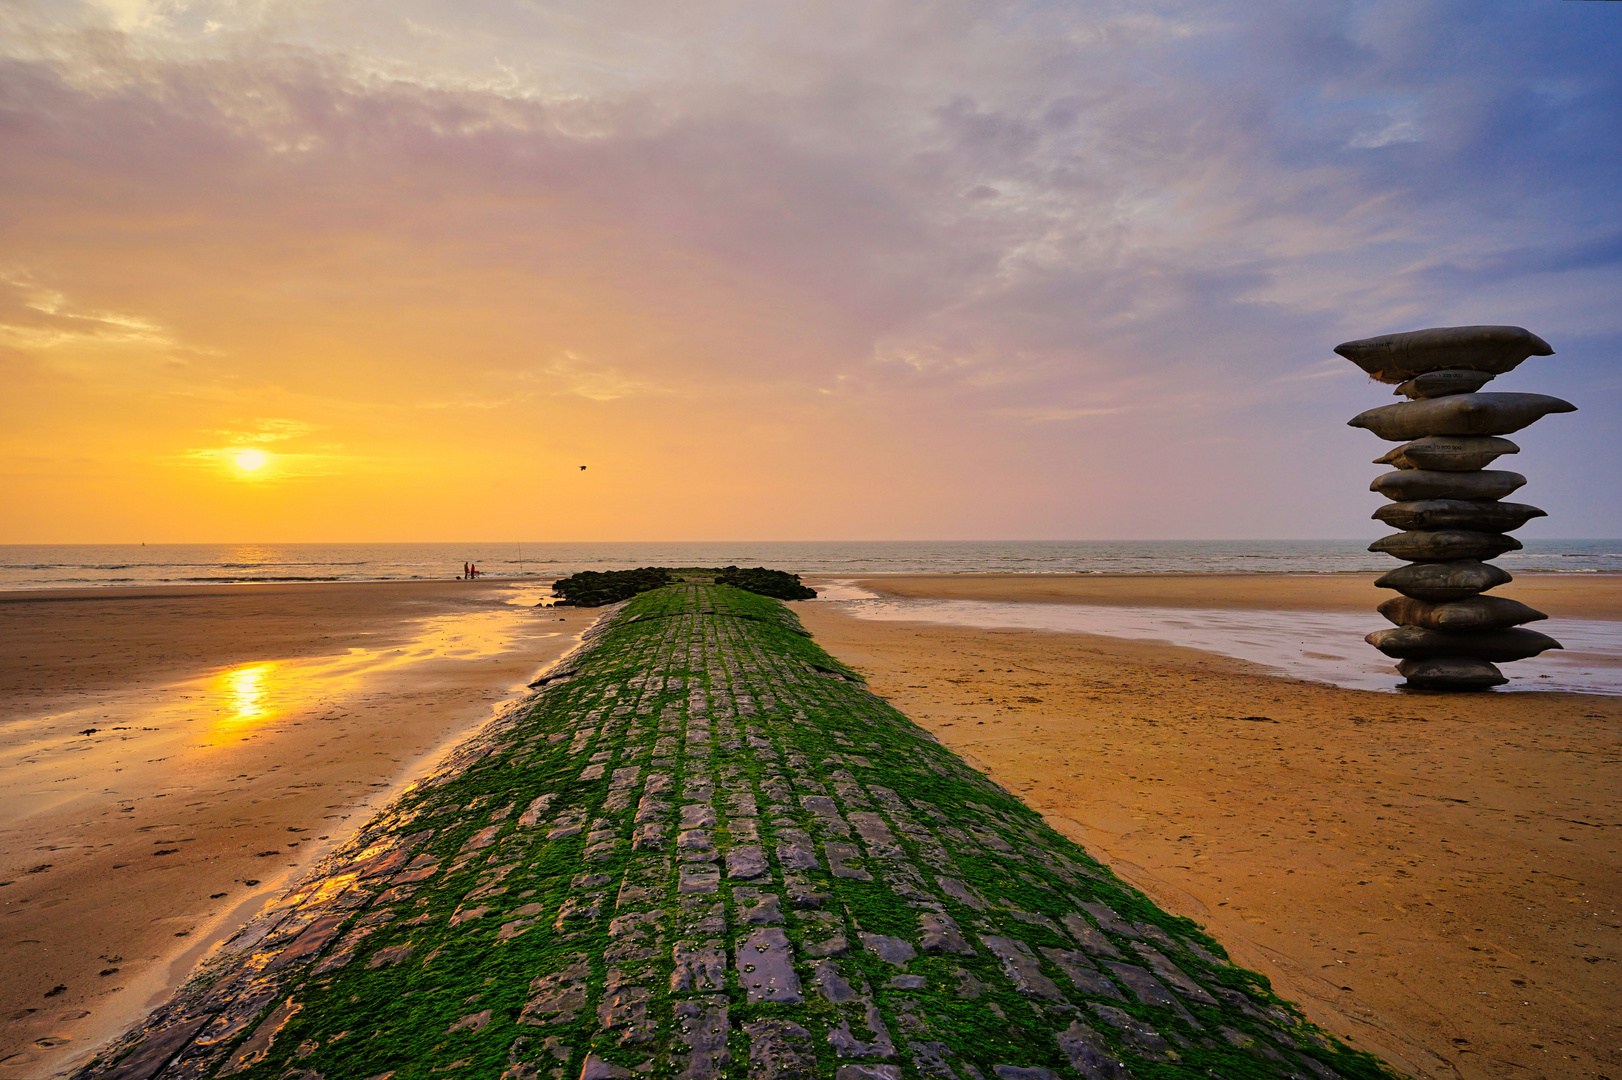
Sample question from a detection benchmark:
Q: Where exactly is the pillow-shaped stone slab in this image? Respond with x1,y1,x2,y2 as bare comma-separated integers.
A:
1350,392,1575,441
1378,594,1548,631
1335,325,1553,383
1396,656,1509,690
1370,469,1525,502
1368,530,1521,562
1375,435,1519,472
1372,500,1545,533
1366,625,1562,662
1374,559,1513,601
1393,369,1497,399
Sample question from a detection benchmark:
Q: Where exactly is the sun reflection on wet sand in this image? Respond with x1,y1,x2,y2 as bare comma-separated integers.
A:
218,662,275,727
0,581,603,1080
3,587,570,779
188,608,560,740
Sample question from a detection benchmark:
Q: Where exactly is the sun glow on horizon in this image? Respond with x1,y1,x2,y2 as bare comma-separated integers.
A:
234,448,269,472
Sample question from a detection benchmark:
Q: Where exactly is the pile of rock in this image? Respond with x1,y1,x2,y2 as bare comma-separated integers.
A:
1338,325,1575,690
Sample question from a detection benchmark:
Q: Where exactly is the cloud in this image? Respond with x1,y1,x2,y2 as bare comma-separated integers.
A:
213,418,321,443
0,273,174,350
1,0,1618,540
523,352,674,402
995,406,1127,424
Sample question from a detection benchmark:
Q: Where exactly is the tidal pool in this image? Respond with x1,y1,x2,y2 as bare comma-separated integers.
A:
817,583,1622,694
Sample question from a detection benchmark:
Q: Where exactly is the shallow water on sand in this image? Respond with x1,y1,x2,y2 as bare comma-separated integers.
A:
819,585,1622,694
4,539,1620,589
0,582,575,1078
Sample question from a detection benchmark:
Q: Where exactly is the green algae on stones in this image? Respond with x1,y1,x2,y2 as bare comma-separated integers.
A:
712,567,817,602
554,568,817,607
552,568,677,607
77,585,1396,1080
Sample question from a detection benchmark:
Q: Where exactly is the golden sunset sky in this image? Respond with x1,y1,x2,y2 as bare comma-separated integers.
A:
3,1,1618,542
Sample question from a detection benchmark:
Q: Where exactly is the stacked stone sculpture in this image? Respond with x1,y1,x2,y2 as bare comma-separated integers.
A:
1338,325,1574,690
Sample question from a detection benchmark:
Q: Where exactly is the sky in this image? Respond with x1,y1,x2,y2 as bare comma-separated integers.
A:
2,0,1618,543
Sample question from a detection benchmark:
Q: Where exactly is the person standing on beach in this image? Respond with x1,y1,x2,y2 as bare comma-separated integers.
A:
463,561,470,580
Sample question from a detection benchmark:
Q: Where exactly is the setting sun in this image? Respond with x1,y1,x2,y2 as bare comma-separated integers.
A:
234,449,268,472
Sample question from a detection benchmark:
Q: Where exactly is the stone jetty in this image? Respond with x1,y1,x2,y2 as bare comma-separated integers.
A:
1340,325,1574,690
77,585,1391,1080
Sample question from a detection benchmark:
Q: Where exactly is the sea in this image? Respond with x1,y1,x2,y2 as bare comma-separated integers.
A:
5,540,1619,693
1,539,1620,590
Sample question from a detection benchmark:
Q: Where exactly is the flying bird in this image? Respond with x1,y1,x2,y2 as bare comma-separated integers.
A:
579,465,587,471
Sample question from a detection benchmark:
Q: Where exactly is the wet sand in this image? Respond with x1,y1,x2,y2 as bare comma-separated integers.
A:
797,573,1622,1080
6,573,1618,1079
0,581,596,1079
843,571,1622,618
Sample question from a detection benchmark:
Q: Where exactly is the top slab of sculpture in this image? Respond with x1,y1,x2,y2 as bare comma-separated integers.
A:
1335,325,1553,383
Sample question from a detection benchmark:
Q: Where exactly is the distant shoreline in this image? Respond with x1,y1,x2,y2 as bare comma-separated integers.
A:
2,566,1621,598
813,569,1622,619
4,539,1619,591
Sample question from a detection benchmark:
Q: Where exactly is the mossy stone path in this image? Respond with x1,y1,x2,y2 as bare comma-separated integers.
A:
79,585,1395,1080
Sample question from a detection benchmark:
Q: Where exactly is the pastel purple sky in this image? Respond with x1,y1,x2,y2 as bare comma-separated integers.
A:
2,0,1618,542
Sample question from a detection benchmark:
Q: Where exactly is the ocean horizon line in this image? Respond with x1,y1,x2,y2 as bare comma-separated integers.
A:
2,538,1619,592
6,537,1622,546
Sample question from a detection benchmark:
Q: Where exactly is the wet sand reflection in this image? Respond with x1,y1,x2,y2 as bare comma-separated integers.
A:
0,583,588,1080
827,588,1622,694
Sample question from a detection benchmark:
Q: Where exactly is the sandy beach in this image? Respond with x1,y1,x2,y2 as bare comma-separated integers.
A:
841,571,1622,618
798,573,1622,1080
4,572,1618,1080
0,580,595,1079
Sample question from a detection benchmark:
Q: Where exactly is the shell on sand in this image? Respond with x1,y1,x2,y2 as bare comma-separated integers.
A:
1370,469,1525,502
1335,325,1553,383
1394,369,1496,399
1349,392,1576,441
1374,435,1519,472
1396,656,1509,690
1374,559,1513,601
1366,625,1562,662
1372,499,1546,533
1378,594,1548,632
1369,530,1521,562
